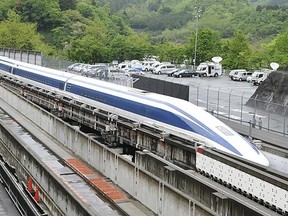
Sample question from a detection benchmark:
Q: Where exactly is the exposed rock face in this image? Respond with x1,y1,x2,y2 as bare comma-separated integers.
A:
246,71,288,115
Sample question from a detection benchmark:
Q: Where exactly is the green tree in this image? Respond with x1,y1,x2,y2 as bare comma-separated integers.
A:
222,30,251,69
261,29,288,69
187,28,221,65
15,0,63,30
58,0,76,11
0,0,14,20
67,20,110,63
46,10,86,52
76,2,95,19
109,33,153,62
157,42,186,64
0,10,53,54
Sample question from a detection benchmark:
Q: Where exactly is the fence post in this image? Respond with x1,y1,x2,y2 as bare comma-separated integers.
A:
283,116,286,136
241,92,244,124
268,111,270,132
217,88,221,117
228,89,233,120
206,85,210,111
196,84,200,106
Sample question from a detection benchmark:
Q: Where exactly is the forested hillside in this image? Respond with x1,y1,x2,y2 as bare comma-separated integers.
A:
0,0,288,70
96,0,288,44
249,0,288,6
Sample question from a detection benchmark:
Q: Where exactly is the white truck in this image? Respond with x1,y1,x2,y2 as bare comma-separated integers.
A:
196,57,223,77
249,71,270,85
196,62,222,77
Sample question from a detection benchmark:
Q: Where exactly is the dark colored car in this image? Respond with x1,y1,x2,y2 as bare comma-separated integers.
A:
167,68,180,77
173,69,197,78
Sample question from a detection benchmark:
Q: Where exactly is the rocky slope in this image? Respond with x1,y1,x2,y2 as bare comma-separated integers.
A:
246,71,288,115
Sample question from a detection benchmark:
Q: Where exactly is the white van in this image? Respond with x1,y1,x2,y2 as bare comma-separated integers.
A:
154,64,176,75
229,69,246,80
232,71,253,81
250,71,269,85
142,61,159,71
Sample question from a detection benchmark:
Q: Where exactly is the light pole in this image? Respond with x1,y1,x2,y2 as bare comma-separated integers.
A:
193,7,201,70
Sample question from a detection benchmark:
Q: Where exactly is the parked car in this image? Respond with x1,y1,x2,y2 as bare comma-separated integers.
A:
142,61,159,71
167,68,180,77
173,69,197,78
151,62,173,74
228,69,246,80
249,71,269,85
67,63,89,73
67,63,82,72
232,71,253,81
125,69,145,77
154,64,176,75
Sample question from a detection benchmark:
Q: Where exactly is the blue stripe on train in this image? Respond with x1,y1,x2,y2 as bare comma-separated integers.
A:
67,83,242,156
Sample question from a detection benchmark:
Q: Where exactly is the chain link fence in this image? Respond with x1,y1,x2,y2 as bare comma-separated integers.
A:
189,85,288,136
42,56,134,87
42,56,73,71
0,48,42,65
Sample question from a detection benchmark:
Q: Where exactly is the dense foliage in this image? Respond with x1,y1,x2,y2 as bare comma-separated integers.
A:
0,0,288,70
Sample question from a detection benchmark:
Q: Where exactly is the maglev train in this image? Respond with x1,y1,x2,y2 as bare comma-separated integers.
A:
0,56,270,166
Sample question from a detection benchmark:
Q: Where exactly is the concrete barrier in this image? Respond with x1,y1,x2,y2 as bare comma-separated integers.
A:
0,122,95,216
0,86,267,216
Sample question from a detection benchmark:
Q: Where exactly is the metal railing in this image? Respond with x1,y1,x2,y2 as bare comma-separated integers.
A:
0,48,42,65
42,56,73,71
189,85,288,136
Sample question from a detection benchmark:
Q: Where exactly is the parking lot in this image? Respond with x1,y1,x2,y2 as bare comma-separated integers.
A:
67,64,286,135
144,71,257,96
132,72,287,135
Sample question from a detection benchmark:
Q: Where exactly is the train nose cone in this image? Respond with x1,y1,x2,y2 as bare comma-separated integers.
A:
249,152,270,167
259,154,270,167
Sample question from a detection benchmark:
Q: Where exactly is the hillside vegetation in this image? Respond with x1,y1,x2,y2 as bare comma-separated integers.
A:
97,0,288,44
0,0,288,70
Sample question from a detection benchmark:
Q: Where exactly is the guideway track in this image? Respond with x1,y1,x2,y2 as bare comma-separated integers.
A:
0,155,46,216
0,77,266,216
0,71,286,215
0,103,154,215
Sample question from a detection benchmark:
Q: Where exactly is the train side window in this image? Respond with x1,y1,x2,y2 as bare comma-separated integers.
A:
59,83,64,90
216,126,234,136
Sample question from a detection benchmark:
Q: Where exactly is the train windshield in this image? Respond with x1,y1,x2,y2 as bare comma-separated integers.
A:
216,126,234,136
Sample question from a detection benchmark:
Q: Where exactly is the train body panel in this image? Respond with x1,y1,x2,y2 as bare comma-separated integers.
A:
0,57,269,166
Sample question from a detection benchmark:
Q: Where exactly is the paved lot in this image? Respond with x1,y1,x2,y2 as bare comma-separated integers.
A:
141,72,287,135
144,72,257,96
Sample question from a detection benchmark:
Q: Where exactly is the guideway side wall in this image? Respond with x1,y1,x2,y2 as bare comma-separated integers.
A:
135,151,266,216
0,123,94,216
0,86,215,216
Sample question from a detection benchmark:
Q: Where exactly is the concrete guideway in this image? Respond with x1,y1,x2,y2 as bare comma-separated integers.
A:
0,85,209,216
0,79,281,215
0,109,124,215
0,94,154,215
0,180,21,216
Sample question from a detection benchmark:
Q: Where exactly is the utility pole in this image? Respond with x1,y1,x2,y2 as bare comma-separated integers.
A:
193,7,201,70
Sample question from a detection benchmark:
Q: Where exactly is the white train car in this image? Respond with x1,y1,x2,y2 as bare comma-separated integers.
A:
0,56,269,167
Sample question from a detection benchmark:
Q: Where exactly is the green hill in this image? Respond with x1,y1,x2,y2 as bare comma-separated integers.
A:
1,0,288,69
96,0,288,44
